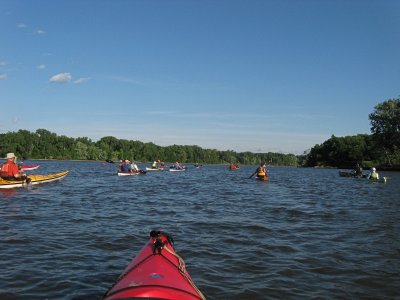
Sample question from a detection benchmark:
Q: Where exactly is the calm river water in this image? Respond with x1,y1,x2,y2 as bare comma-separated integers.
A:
1,161,399,300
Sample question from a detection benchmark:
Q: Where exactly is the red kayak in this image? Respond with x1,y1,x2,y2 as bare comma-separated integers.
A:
21,164,40,171
228,164,240,171
103,231,205,300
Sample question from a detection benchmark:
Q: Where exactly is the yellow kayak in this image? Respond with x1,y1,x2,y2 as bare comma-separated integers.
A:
0,171,69,189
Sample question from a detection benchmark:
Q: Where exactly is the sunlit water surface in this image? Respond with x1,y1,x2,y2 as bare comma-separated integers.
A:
1,161,399,299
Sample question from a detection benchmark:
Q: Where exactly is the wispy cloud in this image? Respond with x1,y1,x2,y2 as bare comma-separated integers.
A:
0,61,7,66
17,23,27,28
37,64,46,70
111,76,144,85
49,73,90,84
49,72,71,83
73,77,91,84
0,74,7,80
34,29,46,35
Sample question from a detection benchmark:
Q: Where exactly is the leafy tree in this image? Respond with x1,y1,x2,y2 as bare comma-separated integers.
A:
369,98,400,165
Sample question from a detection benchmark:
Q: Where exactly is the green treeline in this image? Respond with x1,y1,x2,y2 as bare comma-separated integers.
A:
0,129,299,166
2,98,398,168
304,98,400,168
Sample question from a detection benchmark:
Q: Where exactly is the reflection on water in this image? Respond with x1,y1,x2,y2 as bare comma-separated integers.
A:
0,161,399,299
0,189,18,198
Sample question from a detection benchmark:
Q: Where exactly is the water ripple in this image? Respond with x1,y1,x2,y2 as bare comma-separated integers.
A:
0,163,399,299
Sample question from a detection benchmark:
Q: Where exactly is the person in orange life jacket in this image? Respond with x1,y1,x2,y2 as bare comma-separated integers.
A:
256,162,268,179
1,153,28,180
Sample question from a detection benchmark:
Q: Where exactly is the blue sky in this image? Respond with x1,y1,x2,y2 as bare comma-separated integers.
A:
1,0,399,154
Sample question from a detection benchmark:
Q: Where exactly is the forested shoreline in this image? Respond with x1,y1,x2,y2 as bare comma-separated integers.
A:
1,98,398,168
305,98,400,169
0,129,299,166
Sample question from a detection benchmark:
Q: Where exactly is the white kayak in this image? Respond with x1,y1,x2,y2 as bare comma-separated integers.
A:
169,168,186,172
117,172,139,176
117,170,146,176
145,167,164,171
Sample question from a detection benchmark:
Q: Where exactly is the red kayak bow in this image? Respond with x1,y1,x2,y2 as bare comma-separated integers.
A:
103,230,205,300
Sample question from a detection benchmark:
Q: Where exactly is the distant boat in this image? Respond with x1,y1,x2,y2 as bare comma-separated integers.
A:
20,164,40,171
339,171,366,178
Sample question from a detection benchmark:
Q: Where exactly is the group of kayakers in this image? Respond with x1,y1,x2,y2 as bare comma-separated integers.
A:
150,160,167,169
0,153,31,182
1,151,383,182
151,160,186,170
119,159,140,173
352,163,380,180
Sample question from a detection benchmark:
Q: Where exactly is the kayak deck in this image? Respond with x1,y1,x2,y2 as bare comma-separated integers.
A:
0,171,69,189
145,167,164,171
103,231,205,300
117,171,139,176
256,175,269,181
117,170,146,176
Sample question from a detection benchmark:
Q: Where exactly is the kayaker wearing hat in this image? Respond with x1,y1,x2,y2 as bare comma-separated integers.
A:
1,153,29,181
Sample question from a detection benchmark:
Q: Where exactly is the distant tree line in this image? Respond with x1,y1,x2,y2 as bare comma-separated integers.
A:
0,129,300,166
304,98,400,168
2,98,397,168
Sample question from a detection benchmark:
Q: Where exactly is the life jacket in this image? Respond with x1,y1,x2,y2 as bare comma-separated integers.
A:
121,163,130,172
369,172,378,180
1,160,18,178
257,166,266,176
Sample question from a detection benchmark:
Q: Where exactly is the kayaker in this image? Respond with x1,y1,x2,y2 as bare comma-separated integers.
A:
229,163,240,170
367,167,380,180
353,163,363,177
256,162,268,179
0,153,29,181
120,160,131,172
174,162,182,170
151,161,158,169
130,161,139,172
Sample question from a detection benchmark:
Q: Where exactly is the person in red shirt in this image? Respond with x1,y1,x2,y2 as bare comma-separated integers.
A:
1,152,28,181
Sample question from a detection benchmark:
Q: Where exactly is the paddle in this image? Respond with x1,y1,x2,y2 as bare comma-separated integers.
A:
248,171,257,179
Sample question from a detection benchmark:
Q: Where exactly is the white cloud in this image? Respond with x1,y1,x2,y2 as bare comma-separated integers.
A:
0,61,7,66
73,77,91,84
0,74,7,80
37,64,46,70
49,72,71,83
35,29,46,35
17,23,27,28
